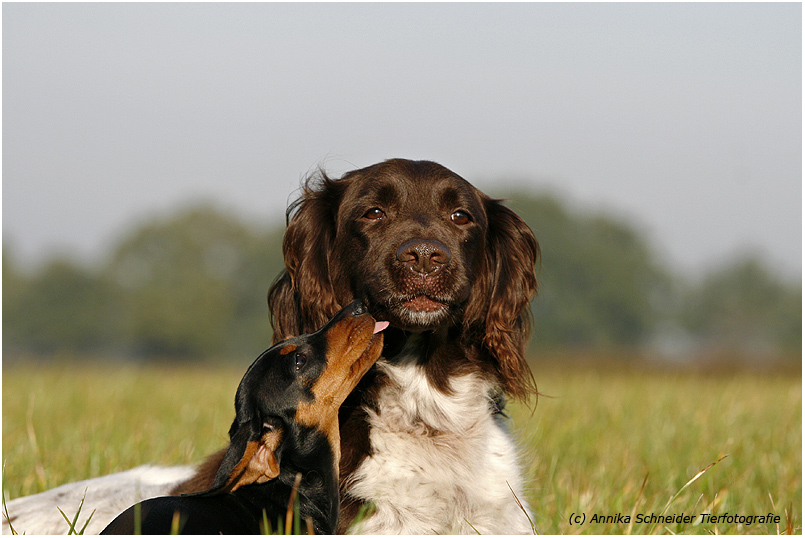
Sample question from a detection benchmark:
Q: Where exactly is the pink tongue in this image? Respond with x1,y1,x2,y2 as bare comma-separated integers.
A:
373,321,390,334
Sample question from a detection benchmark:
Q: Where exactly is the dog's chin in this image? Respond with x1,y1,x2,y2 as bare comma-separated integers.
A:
401,295,444,312
386,297,453,332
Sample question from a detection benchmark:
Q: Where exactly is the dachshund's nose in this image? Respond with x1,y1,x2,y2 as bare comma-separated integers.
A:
396,239,451,275
319,300,370,334
347,300,367,316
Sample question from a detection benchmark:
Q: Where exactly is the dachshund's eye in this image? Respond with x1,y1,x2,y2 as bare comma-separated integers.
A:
294,352,307,371
363,208,385,220
451,210,471,226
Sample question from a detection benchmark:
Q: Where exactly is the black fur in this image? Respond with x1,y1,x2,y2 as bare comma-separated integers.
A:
102,301,380,535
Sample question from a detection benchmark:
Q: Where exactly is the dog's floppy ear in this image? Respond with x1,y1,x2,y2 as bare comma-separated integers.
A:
268,170,347,342
192,418,283,496
480,198,539,400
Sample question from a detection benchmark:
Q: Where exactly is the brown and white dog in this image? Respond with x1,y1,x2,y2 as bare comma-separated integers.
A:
3,159,539,534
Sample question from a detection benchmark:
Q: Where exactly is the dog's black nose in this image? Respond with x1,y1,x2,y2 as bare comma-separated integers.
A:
396,239,451,275
346,300,367,317
318,300,368,333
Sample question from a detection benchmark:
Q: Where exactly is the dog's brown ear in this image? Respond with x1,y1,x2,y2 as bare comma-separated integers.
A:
268,170,348,342
192,421,283,496
480,198,540,400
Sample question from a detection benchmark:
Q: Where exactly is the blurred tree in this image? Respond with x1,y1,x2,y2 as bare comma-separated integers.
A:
105,204,281,358
504,193,672,350
679,256,802,355
3,245,28,314
3,256,124,354
226,225,287,354
3,195,799,365
2,245,29,353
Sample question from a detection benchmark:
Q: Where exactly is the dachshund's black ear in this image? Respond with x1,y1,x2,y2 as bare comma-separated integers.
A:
193,419,283,496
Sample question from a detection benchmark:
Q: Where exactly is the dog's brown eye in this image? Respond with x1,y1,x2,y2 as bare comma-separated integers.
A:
364,208,385,220
294,352,307,371
451,211,471,226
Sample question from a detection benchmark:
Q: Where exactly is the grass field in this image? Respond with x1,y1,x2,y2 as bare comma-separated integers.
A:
2,359,801,534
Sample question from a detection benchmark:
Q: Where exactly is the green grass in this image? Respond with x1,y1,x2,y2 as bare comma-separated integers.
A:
509,366,801,534
2,361,242,499
3,360,801,534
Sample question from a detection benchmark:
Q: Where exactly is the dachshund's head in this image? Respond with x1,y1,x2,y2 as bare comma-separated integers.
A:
203,300,386,495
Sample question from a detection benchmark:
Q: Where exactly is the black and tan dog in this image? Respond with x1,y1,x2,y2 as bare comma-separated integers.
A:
102,301,387,534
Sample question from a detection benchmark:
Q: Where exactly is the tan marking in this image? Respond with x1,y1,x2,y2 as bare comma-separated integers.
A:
295,314,384,468
280,344,298,355
223,428,283,492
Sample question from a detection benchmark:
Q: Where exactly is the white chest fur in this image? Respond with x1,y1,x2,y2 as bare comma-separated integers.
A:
345,356,534,534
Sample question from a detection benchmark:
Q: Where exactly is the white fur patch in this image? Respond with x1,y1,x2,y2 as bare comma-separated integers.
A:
2,465,194,535
345,353,534,534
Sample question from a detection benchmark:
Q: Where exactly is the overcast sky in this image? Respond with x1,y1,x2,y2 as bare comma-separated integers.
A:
3,3,801,279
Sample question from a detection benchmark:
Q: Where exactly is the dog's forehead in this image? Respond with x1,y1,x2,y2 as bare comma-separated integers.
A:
346,161,482,207
236,346,308,416
238,328,331,393
239,349,285,394
239,339,302,389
